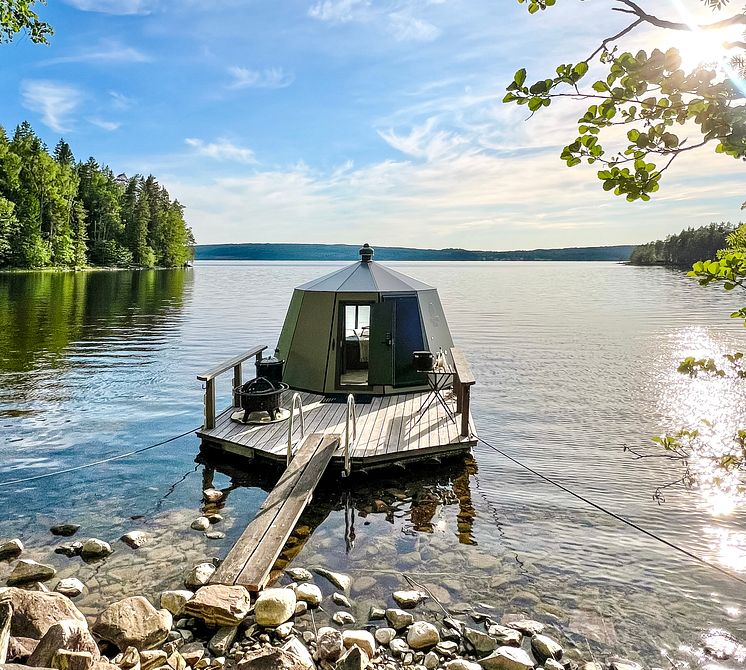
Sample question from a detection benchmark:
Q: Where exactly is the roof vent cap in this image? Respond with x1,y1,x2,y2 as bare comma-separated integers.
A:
359,243,374,263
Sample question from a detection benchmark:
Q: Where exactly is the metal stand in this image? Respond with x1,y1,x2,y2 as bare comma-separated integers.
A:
411,370,456,428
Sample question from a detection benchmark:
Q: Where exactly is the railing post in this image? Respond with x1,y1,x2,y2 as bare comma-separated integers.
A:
454,375,463,414
232,364,242,408
460,385,471,437
205,378,216,429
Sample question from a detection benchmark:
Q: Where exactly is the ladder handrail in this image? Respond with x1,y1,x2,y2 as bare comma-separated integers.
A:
344,394,357,476
286,393,305,466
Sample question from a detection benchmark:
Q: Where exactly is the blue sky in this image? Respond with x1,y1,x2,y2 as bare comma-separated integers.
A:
1,0,744,249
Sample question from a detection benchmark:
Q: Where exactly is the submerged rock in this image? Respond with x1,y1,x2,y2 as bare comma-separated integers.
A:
478,646,534,670
487,625,521,647
190,518,210,532
530,634,562,663
120,532,150,549
26,619,100,667
332,593,351,608
464,627,497,655
0,588,87,639
254,589,296,627
314,568,351,592
202,489,224,504
392,590,425,609
7,560,56,586
184,584,251,627
54,579,85,599
505,619,544,636
79,539,112,560
0,539,23,561
92,596,172,651
54,543,83,558
50,525,81,538
332,611,355,625
285,568,312,583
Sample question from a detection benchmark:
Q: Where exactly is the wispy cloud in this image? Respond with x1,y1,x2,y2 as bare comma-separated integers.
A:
109,91,135,110
41,40,151,66
88,118,121,131
20,80,82,133
308,0,369,23
62,0,153,15
387,12,440,42
184,138,257,164
226,66,294,90
377,118,465,159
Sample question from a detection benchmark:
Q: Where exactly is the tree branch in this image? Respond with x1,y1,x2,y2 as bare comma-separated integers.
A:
612,0,746,31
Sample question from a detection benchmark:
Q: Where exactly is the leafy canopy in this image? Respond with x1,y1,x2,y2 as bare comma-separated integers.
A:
0,0,52,44
507,0,746,201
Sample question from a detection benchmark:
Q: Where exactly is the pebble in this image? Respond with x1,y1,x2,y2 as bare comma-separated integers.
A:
315,568,352,592
191,517,211,532
393,590,425,608
333,611,355,625
375,627,396,645
386,608,414,630
205,531,225,540
55,577,85,597
286,567,313,582
203,489,224,503
332,592,352,608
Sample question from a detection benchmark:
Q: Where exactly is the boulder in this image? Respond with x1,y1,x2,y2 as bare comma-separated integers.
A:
254,588,296,627
336,645,369,670
530,635,562,663
285,568,312,582
392,590,424,609
92,596,172,651
385,608,413,630
0,588,87,639
120,532,150,549
55,579,85,599
236,647,307,669
505,619,544,636
184,584,251,627
316,627,344,663
207,627,236,656
7,560,57,586
374,628,395,645
478,646,535,670
294,583,322,607
341,630,375,658
487,625,521,647
314,568,351,592
50,525,81,537
79,539,112,560
159,590,194,616
54,543,83,558
282,637,315,669
0,539,24,561
445,661,482,670
190,518,210,532
27,619,100,667
50,649,95,670
464,627,497,655
406,621,439,650
183,563,215,590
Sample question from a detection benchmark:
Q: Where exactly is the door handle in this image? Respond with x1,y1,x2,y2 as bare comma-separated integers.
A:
384,332,393,346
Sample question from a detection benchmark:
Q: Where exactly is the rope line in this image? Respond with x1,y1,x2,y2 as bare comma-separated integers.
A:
475,435,746,589
0,426,201,488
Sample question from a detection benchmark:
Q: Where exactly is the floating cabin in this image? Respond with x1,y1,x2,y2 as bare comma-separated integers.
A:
196,245,477,590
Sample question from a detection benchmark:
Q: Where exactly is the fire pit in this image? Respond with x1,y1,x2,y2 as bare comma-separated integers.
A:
234,377,289,424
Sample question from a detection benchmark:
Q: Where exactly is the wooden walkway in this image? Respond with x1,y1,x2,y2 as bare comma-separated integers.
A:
197,389,476,468
210,432,339,591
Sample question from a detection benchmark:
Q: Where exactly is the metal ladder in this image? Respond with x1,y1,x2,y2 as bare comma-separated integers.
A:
286,393,305,466
343,393,357,477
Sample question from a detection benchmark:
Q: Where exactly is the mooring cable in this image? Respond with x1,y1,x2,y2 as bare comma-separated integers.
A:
0,426,201,488
475,434,746,588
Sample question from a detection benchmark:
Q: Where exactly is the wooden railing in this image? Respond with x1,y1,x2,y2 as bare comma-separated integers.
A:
450,347,476,437
197,345,268,429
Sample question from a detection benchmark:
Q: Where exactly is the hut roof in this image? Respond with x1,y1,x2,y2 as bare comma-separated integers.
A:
297,260,434,293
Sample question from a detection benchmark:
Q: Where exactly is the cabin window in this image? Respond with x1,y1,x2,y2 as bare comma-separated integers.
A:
340,304,370,386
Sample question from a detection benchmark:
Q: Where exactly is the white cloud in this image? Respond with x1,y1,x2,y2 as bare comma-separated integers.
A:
20,80,82,133
62,0,153,14
308,0,369,23
41,40,151,66
109,91,135,110
184,138,257,164
226,66,294,90
377,118,465,159
88,118,121,131
388,12,440,42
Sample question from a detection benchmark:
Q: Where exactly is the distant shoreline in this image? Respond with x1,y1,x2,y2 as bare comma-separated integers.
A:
195,242,634,262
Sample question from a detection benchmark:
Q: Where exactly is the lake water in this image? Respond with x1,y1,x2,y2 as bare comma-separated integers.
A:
1,261,746,667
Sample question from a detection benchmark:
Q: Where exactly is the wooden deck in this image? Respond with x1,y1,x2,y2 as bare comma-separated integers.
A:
210,432,338,591
197,388,476,468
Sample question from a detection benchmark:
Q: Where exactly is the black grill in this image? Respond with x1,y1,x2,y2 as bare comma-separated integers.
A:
234,377,289,423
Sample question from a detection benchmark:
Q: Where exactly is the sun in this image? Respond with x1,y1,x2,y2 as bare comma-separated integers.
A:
667,26,743,73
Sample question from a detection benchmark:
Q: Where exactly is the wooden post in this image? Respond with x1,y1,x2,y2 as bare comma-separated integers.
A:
460,385,471,437
205,378,216,429
454,376,463,414
233,364,242,408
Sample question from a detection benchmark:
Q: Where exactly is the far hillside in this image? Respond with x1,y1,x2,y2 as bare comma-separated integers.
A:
196,243,634,262
629,223,735,268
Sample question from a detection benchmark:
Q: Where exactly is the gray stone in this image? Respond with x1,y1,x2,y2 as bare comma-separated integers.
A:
176,644,202,667
392,591,425,609
478,646,534,670
294,601,308,617
202,489,224,503
407,622,439,650
374,628,396,645
208,627,237,656
50,649,95,670
445,661,482,670
0,588,86,639
120,532,150,549
54,579,84,599
0,540,23,561
7,560,56,586
27,619,100,668
487,625,521,647
92,596,172,651
315,568,351,592
294,583,322,607
336,645,369,670
385,608,414,630
332,593,351,608
0,601,10,664
205,532,225,540
159,590,194,616
505,620,544,636
608,659,642,670
316,627,344,663
464,627,497,654
342,630,375,658
389,638,409,657
7,637,40,663
236,647,304,669
254,588,296,627
530,635,562,663
285,568,312,582
184,563,216,590
436,641,459,656
368,607,386,621
54,543,82,558
275,622,294,639
184,584,251,627
282,637,314,669
544,660,564,670
50,525,80,537
424,651,439,669
190,518,210,532
79,539,112,560
333,611,355,625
